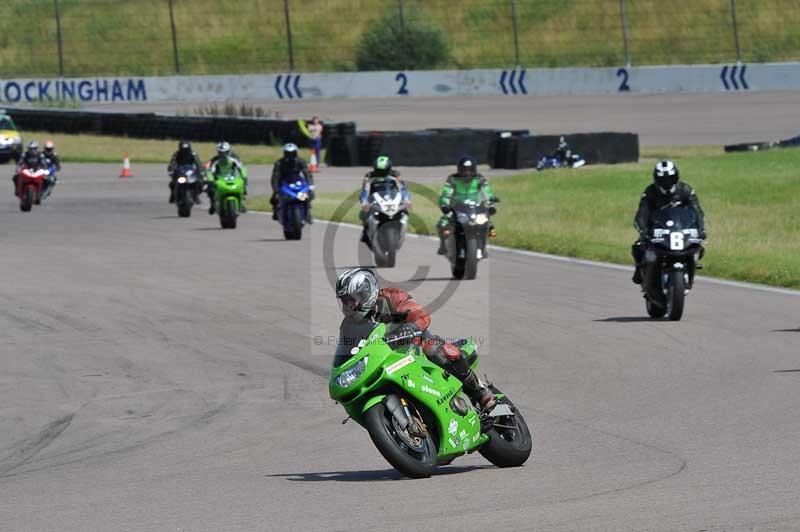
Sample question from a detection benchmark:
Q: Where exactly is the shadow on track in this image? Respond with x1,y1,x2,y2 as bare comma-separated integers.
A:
594,317,655,323
772,328,800,333
267,465,490,482
407,277,456,282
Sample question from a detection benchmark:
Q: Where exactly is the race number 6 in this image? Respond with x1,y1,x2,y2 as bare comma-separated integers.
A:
395,72,409,95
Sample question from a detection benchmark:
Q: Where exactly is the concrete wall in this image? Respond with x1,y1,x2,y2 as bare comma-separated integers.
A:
1,62,799,104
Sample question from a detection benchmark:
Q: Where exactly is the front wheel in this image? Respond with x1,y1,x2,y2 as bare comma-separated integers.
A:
220,198,238,229
646,298,667,319
20,186,34,212
364,400,436,479
479,388,532,468
666,270,686,321
464,237,479,280
177,188,193,217
283,203,304,240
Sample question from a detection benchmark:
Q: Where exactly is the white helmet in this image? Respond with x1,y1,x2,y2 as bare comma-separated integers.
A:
653,160,679,193
283,143,298,157
335,268,379,320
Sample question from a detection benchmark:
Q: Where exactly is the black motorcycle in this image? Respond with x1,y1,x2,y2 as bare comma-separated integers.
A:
363,178,408,268
173,164,202,218
443,200,495,280
641,207,704,321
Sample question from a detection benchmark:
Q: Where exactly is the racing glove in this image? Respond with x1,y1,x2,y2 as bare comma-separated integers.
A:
440,204,452,214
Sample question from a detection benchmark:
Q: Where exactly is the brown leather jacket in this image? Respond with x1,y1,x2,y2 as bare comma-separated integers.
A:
370,288,460,360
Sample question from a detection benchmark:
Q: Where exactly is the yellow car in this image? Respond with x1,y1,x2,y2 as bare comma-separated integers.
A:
0,112,23,163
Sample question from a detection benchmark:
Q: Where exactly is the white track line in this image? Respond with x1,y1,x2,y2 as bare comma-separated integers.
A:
256,211,800,297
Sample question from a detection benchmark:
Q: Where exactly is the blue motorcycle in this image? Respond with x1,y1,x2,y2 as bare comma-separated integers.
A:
535,153,586,171
278,176,312,240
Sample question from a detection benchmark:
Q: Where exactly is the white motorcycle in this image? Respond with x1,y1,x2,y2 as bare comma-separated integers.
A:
364,178,409,268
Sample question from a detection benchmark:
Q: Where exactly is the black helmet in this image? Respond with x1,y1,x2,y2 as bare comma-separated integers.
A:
653,160,679,193
335,268,379,320
373,155,392,177
179,140,192,152
457,156,476,178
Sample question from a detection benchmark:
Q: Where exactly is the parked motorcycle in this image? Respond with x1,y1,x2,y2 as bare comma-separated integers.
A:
329,320,532,478
442,200,495,280
278,176,312,240
536,153,586,171
173,164,201,218
213,171,245,229
15,166,49,212
364,178,408,268
641,207,704,321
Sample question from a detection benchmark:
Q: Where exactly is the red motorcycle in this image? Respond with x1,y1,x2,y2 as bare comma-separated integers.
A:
15,166,49,212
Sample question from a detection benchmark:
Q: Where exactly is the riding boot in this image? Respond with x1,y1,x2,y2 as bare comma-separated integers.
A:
632,264,644,284
360,227,371,248
305,207,313,224
270,194,278,220
437,232,447,255
449,354,496,411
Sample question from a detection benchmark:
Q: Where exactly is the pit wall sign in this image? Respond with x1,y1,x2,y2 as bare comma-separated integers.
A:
2,62,799,104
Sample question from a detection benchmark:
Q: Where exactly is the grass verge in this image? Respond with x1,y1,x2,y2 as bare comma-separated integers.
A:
252,147,800,288
22,131,286,165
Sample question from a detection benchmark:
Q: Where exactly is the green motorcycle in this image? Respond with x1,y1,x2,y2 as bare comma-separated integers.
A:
213,172,245,229
329,321,532,478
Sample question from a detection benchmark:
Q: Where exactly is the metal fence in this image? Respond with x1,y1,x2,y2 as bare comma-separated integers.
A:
2,0,799,78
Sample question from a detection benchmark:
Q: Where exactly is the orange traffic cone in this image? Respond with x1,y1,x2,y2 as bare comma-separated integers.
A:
119,153,133,178
309,150,319,173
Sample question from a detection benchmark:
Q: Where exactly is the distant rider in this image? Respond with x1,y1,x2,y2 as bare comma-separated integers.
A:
553,136,571,165
437,156,499,256
13,140,48,197
631,160,706,284
359,155,410,246
167,140,205,204
206,141,248,215
43,140,61,172
335,268,497,411
270,143,314,222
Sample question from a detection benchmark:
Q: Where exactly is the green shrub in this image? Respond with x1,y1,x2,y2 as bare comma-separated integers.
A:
355,8,450,71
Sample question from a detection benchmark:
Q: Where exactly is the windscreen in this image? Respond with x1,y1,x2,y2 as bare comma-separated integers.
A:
651,206,697,231
370,179,399,199
332,318,377,367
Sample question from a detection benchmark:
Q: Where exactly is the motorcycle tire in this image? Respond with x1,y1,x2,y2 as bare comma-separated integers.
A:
20,187,34,212
177,189,193,218
283,204,303,240
666,270,686,321
464,238,479,280
364,400,436,479
479,386,532,468
646,298,667,319
220,198,238,229
375,222,399,268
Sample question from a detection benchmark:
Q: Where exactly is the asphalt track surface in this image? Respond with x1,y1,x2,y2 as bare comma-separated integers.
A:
1,160,799,532
89,91,800,146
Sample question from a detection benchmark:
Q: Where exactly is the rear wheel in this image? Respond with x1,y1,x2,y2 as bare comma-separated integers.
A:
20,187,34,212
364,400,436,479
667,270,686,321
479,387,532,468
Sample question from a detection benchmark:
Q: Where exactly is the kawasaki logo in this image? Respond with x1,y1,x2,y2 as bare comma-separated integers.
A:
436,387,456,405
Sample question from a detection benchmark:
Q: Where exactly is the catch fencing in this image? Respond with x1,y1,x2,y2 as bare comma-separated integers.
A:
2,0,799,77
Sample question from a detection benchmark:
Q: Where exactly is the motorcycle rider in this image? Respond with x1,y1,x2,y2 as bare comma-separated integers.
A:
43,140,61,172
632,160,706,284
270,142,314,222
553,136,571,166
206,141,248,215
359,155,410,247
437,156,499,256
167,140,205,204
335,268,497,411
13,140,48,197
